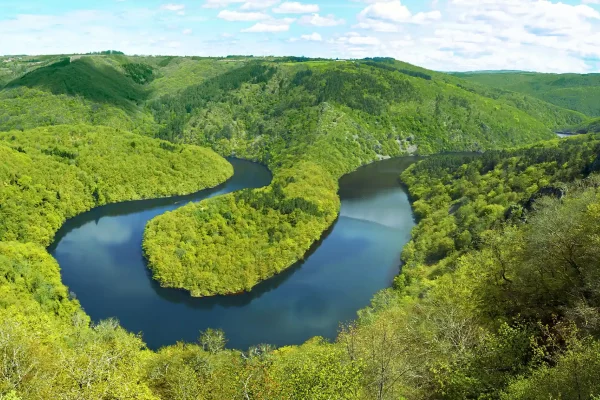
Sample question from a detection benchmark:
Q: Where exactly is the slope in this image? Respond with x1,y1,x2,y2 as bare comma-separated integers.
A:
0,124,233,246
5,57,147,109
455,71,600,117
566,116,600,134
143,59,562,297
0,56,157,133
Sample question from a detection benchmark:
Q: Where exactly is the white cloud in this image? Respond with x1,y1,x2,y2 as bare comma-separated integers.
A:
160,3,185,11
412,11,442,24
334,0,600,72
240,0,280,10
359,1,411,22
357,0,441,25
298,13,345,27
183,28,193,34
354,20,401,32
302,32,322,41
348,35,380,45
332,32,381,46
218,10,270,21
273,2,319,14
242,17,295,32
290,32,322,41
2,0,600,73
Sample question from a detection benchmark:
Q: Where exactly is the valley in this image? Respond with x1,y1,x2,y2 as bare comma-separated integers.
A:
2,53,600,399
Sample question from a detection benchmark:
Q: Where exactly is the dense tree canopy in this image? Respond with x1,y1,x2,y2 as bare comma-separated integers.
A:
456,71,600,117
143,58,563,297
0,124,232,246
2,54,600,399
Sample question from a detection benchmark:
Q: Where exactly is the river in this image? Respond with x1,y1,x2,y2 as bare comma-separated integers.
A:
49,157,417,350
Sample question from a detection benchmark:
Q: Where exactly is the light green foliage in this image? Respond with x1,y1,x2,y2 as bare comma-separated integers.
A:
144,161,339,296
0,243,157,399
503,339,600,399
271,338,362,400
0,87,156,134
143,59,559,297
358,135,600,398
0,241,81,321
0,55,64,87
4,55,600,398
6,57,147,109
0,124,232,246
400,135,600,282
0,312,159,399
0,54,158,134
456,71,600,116
148,57,245,96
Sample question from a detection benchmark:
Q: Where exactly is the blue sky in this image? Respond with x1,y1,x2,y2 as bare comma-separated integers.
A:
1,0,600,72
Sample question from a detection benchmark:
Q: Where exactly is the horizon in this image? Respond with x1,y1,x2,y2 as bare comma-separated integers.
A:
3,53,598,75
1,0,600,74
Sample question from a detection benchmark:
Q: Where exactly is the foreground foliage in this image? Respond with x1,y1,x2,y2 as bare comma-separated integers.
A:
5,134,600,399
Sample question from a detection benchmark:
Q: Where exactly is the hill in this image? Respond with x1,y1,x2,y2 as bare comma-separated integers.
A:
566,116,600,134
143,58,568,297
0,124,232,246
0,56,158,133
5,132,600,398
0,54,592,297
5,57,147,109
3,54,600,398
455,71,600,117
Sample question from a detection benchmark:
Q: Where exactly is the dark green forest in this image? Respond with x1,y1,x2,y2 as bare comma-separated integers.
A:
1,53,600,399
568,116,600,134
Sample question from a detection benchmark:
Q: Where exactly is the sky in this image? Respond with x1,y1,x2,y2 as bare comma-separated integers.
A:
1,0,600,73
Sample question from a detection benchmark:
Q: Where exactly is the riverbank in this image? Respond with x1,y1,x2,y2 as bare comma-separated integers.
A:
52,157,417,349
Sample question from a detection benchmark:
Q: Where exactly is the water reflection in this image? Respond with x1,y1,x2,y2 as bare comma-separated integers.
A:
51,157,418,350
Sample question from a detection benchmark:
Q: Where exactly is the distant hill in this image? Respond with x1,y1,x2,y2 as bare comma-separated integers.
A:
564,117,600,134
1,55,589,136
5,57,147,109
455,71,600,117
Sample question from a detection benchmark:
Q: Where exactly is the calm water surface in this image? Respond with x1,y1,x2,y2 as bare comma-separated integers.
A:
49,157,417,350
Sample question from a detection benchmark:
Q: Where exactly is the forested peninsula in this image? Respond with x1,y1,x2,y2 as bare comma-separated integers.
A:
142,58,565,297
2,53,600,398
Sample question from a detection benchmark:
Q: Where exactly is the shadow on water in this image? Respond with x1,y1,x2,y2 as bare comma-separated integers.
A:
48,184,229,251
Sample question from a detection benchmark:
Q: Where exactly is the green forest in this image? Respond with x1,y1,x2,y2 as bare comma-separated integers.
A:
456,70,600,117
2,53,600,398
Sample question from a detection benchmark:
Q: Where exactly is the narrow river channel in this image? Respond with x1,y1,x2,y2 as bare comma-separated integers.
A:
49,157,417,350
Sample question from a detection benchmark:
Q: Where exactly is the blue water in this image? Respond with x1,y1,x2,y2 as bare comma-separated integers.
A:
49,157,417,350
